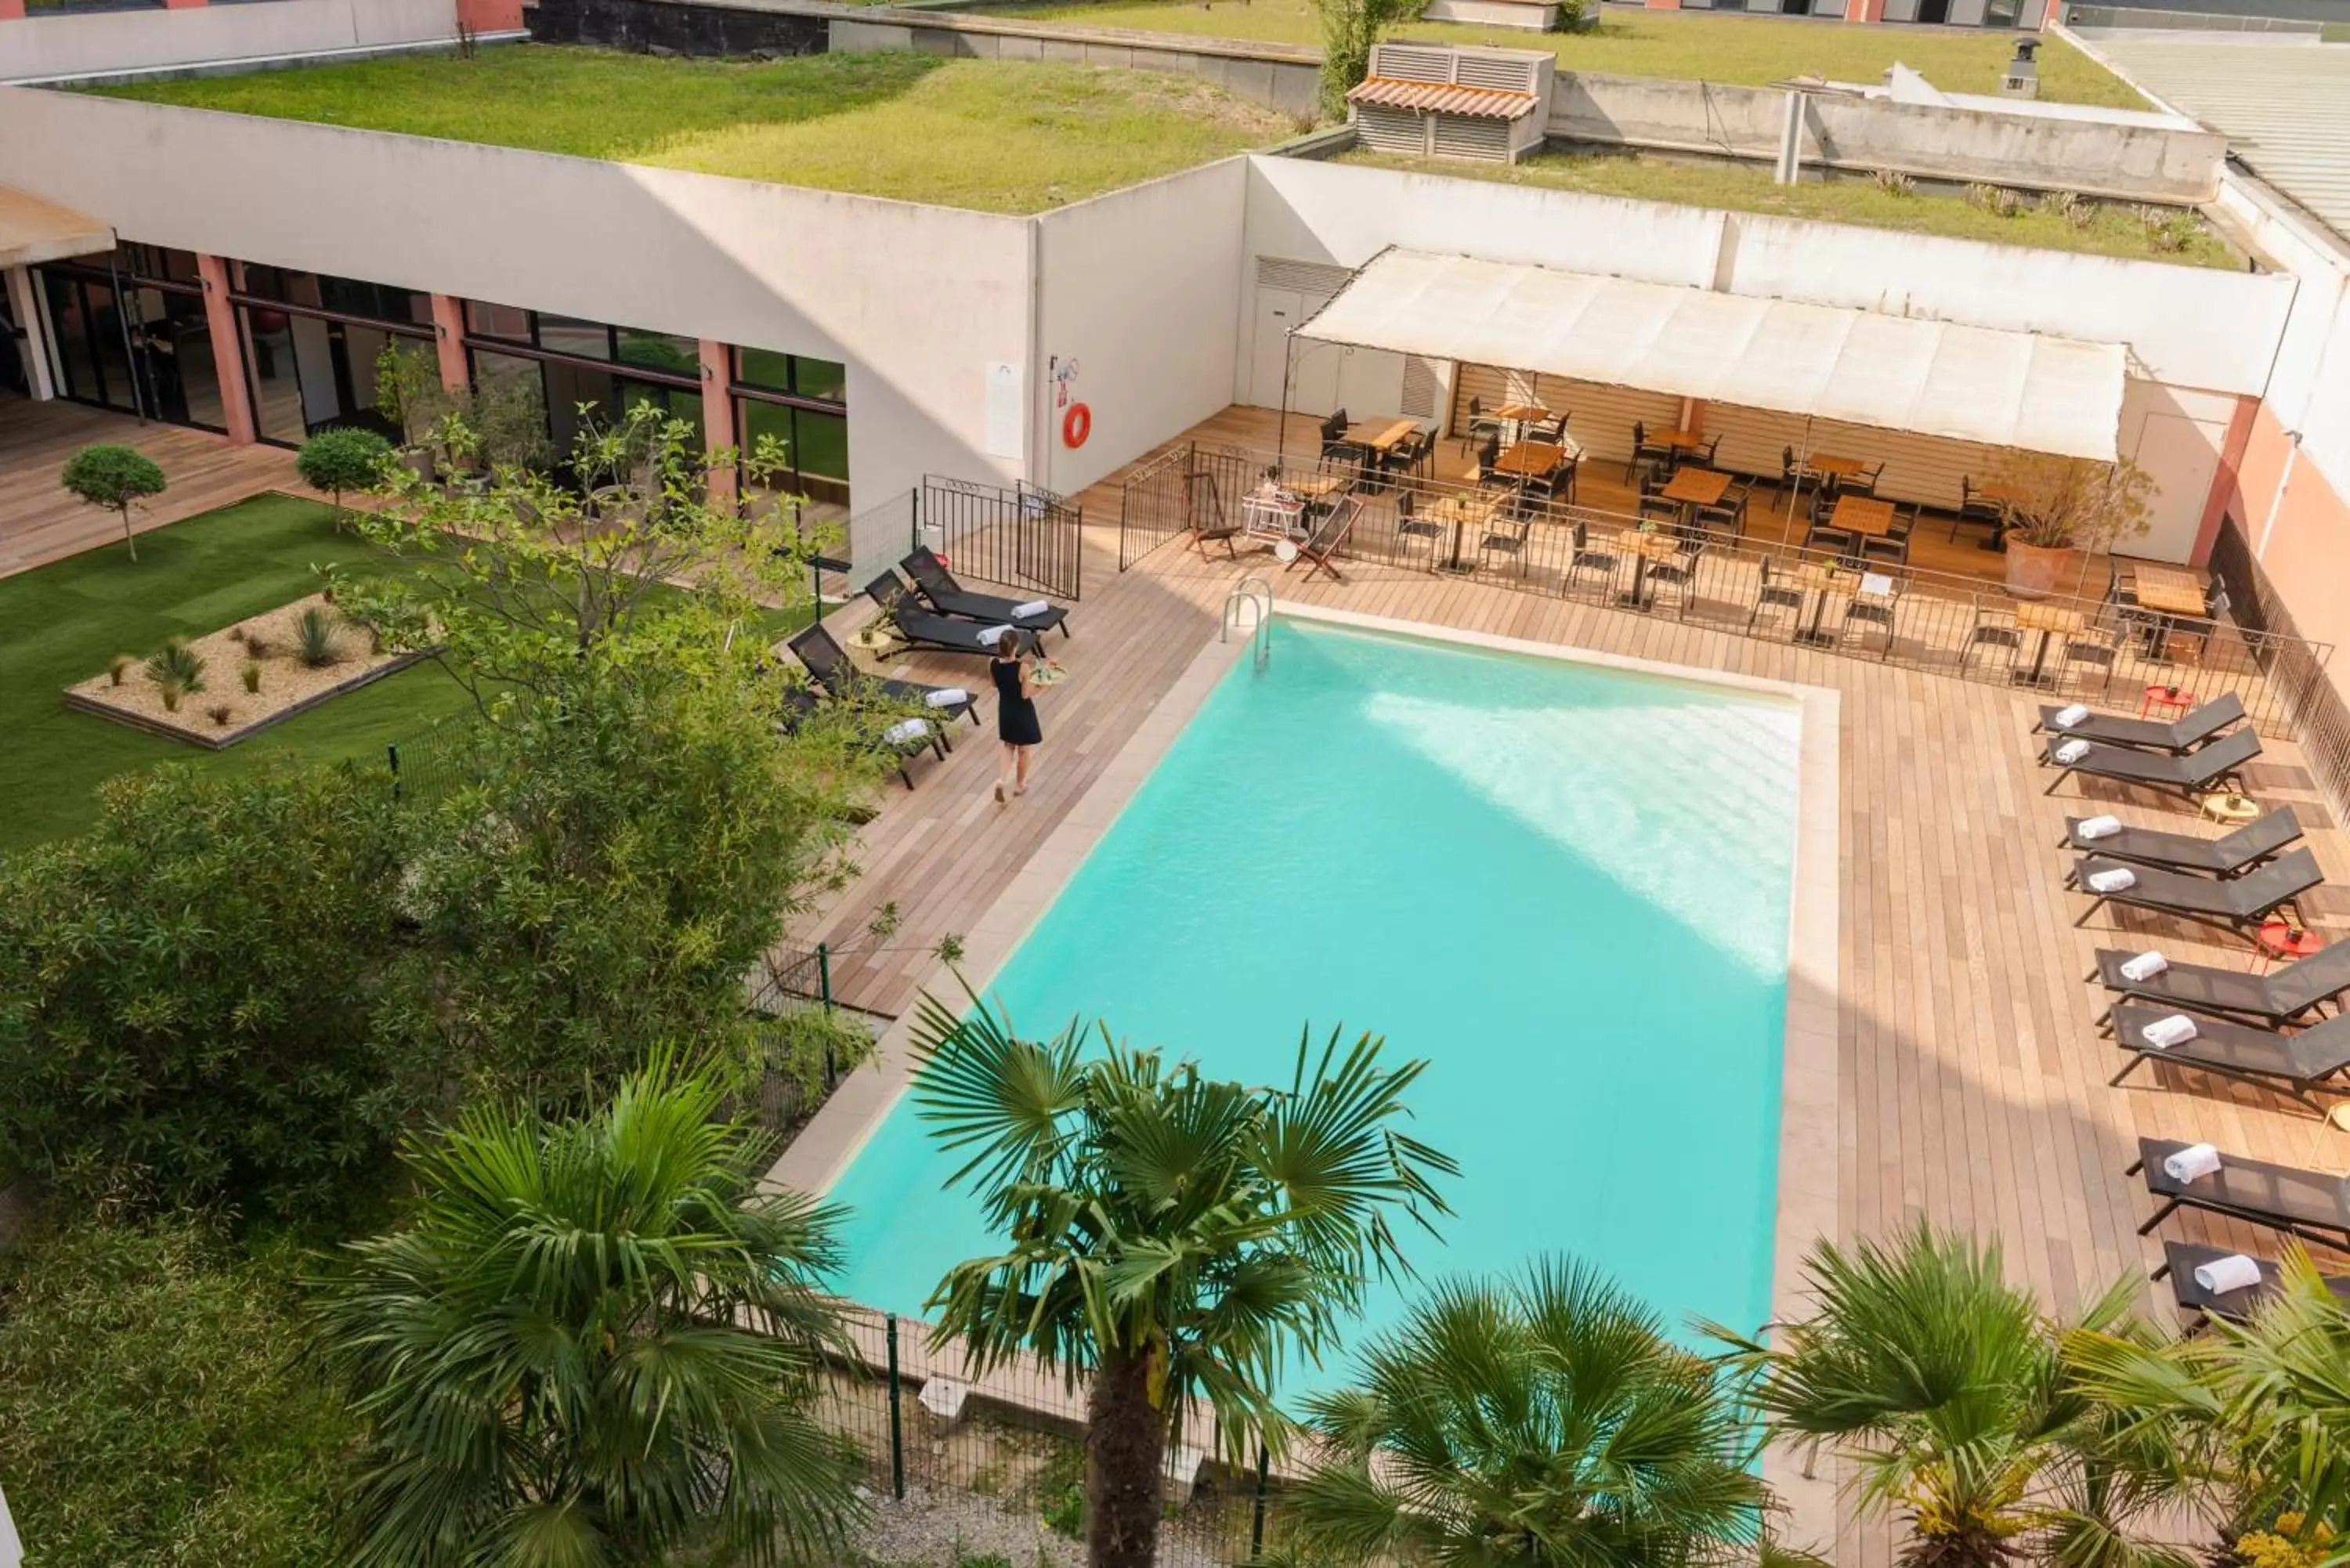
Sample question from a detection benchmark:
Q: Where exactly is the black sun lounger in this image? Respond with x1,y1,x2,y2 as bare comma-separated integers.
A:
2069,847,2322,940
787,623,980,734
775,685,940,790
2108,1002,2350,1109
862,573,1040,659
901,547,1072,640
2034,693,2246,753
2157,1240,2350,1325
2091,941,2350,1028
2059,807,2301,878
2041,727,2260,800
2131,1136,2350,1251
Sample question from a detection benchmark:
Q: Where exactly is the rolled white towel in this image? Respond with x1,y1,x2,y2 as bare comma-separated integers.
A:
2140,1013,2199,1050
2053,738,2092,765
2193,1253,2264,1295
883,717,931,748
2164,1142,2223,1183
2087,867,2138,894
924,687,971,709
1012,599,1050,619
2077,815,2123,841
974,624,1015,648
2119,950,2170,983
2052,703,2092,729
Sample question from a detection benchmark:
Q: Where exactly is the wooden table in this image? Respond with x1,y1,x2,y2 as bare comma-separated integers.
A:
1650,428,1706,450
1828,494,1896,539
1808,453,1868,479
1660,467,1733,508
1425,493,1499,573
2012,603,2088,687
1494,440,1569,479
1491,402,1549,423
1612,528,1683,612
1788,563,1861,645
1344,417,1421,454
2130,562,2208,661
1288,474,1351,499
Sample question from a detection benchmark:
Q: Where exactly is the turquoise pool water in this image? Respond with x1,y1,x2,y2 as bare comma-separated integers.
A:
827,619,1802,1388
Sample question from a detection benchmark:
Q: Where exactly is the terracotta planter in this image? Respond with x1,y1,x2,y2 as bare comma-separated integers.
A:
2004,539,2077,602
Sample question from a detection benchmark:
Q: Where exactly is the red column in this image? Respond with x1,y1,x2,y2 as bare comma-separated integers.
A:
0,1,29,23
160,0,208,10
195,253,258,446
2189,394,2258,567
700,338,737,508
428,294,469,392
1845,0,1886,21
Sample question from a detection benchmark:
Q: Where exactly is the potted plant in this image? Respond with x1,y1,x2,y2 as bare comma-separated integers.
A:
1993,452,2155,601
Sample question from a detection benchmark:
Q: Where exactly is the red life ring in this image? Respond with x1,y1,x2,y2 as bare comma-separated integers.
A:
1061,402,1091,449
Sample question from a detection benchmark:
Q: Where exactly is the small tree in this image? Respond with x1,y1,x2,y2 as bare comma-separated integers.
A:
60,444,166,563
1993,451,2157,556
1313,0,1421,117
294,426,392,524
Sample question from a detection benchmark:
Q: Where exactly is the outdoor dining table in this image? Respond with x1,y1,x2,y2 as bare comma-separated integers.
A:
2131,562,2209,661
1784,450,1870,518
1613,527,1683,611
1829,494,1897,537
1491,402,1549,442
1788,563,1862,645
1651,428,1706,450
2012,602,2088,687
1659,466,1732,530
1425,493,1499,573
1493,440,1569,479
1344,417,1421,454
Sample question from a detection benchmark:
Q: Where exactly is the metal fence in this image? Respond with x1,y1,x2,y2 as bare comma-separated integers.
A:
1135,442,2333,738
916,475,1084,603
383,721,475,807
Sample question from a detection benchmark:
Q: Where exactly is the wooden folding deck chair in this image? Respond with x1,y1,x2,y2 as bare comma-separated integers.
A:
1285,495,1361,583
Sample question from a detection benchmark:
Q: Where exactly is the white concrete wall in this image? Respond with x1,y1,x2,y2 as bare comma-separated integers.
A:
0,86,1036,504
2217,170,2350,495
1033,157,1247,497
2117,378,2236,561
0,0,458,84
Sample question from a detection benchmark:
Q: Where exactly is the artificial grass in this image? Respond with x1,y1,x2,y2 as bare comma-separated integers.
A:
0,494,482,852
992,0,2147,108
1334,147,2239,268
89,49,1301,214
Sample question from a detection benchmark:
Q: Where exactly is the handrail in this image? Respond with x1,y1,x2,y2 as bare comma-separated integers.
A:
1224,574,1273,670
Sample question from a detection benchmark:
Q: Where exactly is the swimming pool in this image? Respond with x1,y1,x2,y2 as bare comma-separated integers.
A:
826,616,1804,1387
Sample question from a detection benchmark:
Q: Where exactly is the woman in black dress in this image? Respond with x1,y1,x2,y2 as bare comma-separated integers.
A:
991,629,1043,803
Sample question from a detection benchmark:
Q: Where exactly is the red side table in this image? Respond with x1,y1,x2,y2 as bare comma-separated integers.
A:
2142,684,2195,720
2250,917,2324,975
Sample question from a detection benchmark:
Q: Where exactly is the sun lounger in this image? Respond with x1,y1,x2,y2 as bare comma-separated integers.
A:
2130,1136,2350,1250
2059,807,2301,878
2034,693,2246,753
862,574,1039,659
900,547,1072,640
2107,1002,2350,1108
775,685,940,790
1285,494,1361,583
2156,1240,2350,1325
786,623,980,733
2069,847,2321,940
2041,728,2260,800
2091,941,2350,1028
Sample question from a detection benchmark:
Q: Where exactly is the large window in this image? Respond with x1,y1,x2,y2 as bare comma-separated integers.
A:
34,243,227,432
461,302,707,461
230,262,433,446
732,345,849,506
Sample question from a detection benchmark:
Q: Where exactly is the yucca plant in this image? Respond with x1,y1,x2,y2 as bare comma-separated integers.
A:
240,659,262,695
145,638,206,695
295,605,341,669
107,652,135,687
155,676,186,714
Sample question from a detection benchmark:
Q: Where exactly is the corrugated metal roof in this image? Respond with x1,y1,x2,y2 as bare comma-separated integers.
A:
1346,77,1538,119
2093,38,2350,244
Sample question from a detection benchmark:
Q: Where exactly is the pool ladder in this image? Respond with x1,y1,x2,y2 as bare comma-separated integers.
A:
1223,574,1272,671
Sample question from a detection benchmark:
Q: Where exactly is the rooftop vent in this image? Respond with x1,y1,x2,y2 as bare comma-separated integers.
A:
1347,44,1554,164
2000,38,2041,99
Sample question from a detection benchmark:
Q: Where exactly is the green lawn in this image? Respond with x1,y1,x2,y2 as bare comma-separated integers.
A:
1335,147,2237,266
993,0,2146,107
89,49,1302,214
0,494,479,853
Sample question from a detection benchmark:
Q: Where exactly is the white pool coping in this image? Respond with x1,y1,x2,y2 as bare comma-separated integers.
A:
763,602,1842,1549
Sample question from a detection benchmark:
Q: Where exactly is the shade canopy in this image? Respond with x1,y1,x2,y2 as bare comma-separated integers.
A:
0,186,111,271
1294,249,2128,462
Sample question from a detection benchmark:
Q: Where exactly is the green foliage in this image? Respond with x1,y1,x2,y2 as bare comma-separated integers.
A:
757,1003,879,1097
295,425,394,514
295,603,342,668
372,339,458,450
910,995,1455,1566
107,652,134,686
1285,1257,1768,1566
241,657,263,694
0,763,419,1222
145,633,207,693
0,1216,352,1567
1312,0,1419,117
311,1052,865,1566
61,442,167,562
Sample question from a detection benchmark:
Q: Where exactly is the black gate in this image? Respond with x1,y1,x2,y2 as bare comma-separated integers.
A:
1118,442,1267,571
915,475,1083,602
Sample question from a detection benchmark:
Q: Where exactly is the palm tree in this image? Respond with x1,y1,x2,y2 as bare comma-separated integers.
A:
1280,1256,1772,1567
2066,1246,2350,1559
1721,1223,2196,1568
311,1051,863,1567
906,991,1458,1568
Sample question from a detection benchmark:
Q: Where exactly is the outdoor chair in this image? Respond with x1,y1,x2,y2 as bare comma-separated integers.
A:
1318,410,1356,472
1694,485,1750,542
1474,434,1512,492
1479,515,1532,576
1646,540,1704,620
2107,1003,2350,1111
1841,570,1904,660
1393,490,1444,562
2158,1241,2350,1328
860,573,1039,660
1184,468,1240,559
774,684,942,792
1530,412,1570,444
901,547,1071,639
1285,495,1359,583
786,622,980,733
2104,559,2141,609
1461,396,1504,458
2059,806,2301,877
2067,845,2320,941
2032,692,2246,753
2059,625,2124,692
1625,421,1676,486
1961,599,2024,671
1565,520,1618,598
1380,428,1434,482
1535,450,1578,508
2131,1136,2350,1251
1952,475,2006,544
2090,940,2350,1028
1778,446,1814,513
2040,726,2261,801
1836,462,1885,498
1639,492,1683,532
1860,505,1918,565
1746,556,1806,635
1690,435,1722,468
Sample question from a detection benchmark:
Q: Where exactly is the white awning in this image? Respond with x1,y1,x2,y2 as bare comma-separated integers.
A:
0,186,111,271
1295,249,2128,463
